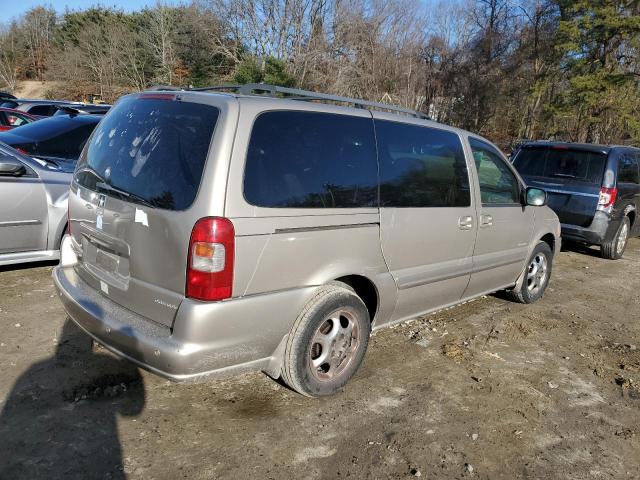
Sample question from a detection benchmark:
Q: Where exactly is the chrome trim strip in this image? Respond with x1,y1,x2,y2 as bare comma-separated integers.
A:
0,219,42,227
274,222,379,234
471,257,523,274
545,189,599,198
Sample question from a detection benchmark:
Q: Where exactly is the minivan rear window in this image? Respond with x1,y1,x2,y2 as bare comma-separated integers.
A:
513,147,606,184
75,96,219,210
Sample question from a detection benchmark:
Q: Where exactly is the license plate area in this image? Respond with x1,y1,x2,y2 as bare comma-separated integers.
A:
81,235,131,290
96,248,119,274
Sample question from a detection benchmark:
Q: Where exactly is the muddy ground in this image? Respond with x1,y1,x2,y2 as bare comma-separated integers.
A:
1,240,639,479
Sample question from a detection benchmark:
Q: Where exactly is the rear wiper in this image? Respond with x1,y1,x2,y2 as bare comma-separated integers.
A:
95,181,155,208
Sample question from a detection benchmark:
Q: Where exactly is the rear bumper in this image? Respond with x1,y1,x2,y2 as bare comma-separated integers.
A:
53,265,314,382
561,211,618,245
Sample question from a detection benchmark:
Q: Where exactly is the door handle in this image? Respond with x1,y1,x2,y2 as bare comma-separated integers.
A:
480,214,493,227
458,215,473,230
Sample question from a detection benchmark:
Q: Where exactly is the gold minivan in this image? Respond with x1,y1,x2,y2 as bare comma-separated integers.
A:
54,84,560,396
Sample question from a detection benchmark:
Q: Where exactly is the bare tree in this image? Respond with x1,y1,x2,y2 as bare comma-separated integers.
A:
0,23,20,91
22,7,55,81
143,3,179,85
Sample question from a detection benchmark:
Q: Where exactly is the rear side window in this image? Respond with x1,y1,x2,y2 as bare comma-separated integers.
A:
375,120,470,207
5,111,32,127
27,105,54,116
513,147,606,183
243,111,377,208
76,96,219,210
618,154,640,184
470,138,521,205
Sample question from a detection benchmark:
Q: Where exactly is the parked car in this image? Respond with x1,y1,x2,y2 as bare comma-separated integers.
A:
0,99,83,115
0,142,72,265
0,107,37,131
53,85,560,397
0,113,102,161
0,91,17,101
512,141,640,259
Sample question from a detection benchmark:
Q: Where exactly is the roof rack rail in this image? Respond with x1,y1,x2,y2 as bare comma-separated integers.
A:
147,83,430,120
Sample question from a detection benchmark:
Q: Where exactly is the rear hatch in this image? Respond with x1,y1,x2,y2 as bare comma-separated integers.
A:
69,93,220,327
513,145,608,227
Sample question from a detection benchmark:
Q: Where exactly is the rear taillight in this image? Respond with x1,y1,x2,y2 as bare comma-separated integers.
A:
186,217,234,301
15,147,29,155
597,187,617,213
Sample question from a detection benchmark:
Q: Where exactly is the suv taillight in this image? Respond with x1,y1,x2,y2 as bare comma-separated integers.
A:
597,187,617,213
186,217,235,301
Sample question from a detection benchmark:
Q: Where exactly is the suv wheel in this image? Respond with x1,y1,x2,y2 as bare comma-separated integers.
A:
281,283,370,397
601,216,630,260
505,241,553,304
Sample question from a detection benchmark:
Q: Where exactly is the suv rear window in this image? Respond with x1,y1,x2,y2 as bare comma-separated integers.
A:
513,147,606,183
76,96,219,210
243,111,378,208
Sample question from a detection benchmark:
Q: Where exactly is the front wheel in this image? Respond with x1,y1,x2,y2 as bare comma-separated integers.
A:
601,216,630,260
281,283,370,397
505,241,553,304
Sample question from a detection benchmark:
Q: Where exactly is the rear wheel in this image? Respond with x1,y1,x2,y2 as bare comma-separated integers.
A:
281,283,370,397
601,216,630,260
505,241,553,304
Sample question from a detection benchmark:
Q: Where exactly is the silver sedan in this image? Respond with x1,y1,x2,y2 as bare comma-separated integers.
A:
0,142,72,265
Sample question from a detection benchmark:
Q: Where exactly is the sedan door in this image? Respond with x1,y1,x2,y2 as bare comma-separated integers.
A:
0,154,48,254
464,137,534,299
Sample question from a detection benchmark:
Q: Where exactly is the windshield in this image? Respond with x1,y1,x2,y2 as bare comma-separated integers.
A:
513,147,607,183
75,96,219,210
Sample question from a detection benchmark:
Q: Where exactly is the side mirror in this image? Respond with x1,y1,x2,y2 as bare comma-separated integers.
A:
526,187,547,206
0,155,27,177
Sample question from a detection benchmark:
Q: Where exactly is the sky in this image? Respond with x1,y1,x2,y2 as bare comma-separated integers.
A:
1,0,180,21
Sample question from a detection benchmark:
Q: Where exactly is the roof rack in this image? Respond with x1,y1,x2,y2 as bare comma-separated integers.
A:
147,83,430,120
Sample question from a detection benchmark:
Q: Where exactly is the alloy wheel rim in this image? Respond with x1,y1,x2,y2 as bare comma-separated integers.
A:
617,222,629,255
309,308,360,381
527,253,548,296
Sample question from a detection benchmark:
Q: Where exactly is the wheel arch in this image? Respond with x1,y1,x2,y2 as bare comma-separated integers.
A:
334,274,379,324
540,232,556,254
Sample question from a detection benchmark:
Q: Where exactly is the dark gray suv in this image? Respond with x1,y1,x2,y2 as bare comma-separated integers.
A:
513,142,640,259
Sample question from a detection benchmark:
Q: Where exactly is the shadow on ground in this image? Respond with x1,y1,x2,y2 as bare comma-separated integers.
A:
0,320,145,479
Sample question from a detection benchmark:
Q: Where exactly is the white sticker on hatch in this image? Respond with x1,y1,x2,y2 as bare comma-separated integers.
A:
100,281,109,294
96,214,103,230
134,208,149,227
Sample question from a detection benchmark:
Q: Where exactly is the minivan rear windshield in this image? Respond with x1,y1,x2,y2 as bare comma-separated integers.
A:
513,146,606,184
75,96,219,210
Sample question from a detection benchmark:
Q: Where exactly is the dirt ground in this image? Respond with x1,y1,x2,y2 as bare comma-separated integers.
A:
1,240,639,479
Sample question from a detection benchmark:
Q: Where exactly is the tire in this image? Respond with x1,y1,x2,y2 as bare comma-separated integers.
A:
281,283,370,397
601,216,630,260
505,241,553,304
